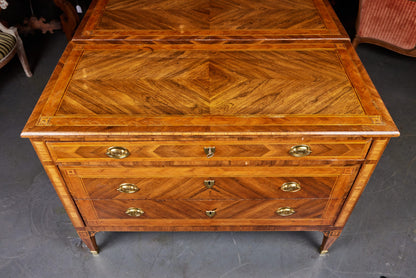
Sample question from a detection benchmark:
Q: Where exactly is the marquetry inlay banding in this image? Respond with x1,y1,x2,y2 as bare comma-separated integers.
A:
73,0,349,43
21,0,399,256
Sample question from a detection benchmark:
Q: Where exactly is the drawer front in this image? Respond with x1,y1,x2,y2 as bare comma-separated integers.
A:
62,166,358,200
69,177,342,200
76,199,344,227
48,140,371,162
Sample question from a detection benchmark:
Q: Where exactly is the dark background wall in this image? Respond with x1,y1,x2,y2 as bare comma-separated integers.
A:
1,0,358,38
0,0,91,26
331,0,360,38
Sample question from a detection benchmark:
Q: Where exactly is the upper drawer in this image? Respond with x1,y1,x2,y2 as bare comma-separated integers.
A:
74,0,348,43
47,140,371,162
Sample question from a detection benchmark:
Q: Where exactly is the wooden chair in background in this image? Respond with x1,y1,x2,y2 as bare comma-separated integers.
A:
53,0,80,41
353,0,416,57
1,0,32,77
0,22,32,77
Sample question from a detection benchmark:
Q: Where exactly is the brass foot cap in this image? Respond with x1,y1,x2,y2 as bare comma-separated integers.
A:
90,251,99,255
319,250,329,255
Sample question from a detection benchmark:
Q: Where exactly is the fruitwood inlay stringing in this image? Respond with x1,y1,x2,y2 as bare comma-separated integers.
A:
74,0,347,42
23,43,397,136
22,0,399,254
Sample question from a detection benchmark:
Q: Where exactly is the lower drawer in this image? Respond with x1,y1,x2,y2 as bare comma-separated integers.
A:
76,199,344,227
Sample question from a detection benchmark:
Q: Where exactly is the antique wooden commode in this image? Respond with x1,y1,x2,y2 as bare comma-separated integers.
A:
22,0,399,254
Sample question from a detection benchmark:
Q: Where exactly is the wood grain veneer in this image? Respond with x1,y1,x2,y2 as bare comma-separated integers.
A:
81,199,332,221
47,141,371,162
22,0,399,254
22,43,398,137
62,166,358,200
73,0,348,43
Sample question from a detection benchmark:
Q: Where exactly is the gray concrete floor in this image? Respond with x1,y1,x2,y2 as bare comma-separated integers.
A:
0,31,415,278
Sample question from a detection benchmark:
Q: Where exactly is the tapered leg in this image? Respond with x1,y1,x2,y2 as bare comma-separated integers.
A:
319,230,342,254
77,231,99,255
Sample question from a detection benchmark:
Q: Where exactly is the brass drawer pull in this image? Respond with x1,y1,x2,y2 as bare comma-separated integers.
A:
280,182,301,192
205,210,216,218
204,180,215,189
106,146,130,159
125,207,144,217
289,145,312,157
276,207,296,217
204,147,216,158
117,183,140,194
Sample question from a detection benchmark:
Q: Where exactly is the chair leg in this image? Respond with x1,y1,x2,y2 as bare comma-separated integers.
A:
352,37,360,49
12,29,32,77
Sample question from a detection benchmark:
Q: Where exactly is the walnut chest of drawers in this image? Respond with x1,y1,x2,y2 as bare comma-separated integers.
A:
22,0,399,254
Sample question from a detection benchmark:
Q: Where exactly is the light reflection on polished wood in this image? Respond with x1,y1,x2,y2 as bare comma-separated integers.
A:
47,141,371,162
22,0,399,255
59,48,362,116
73,0,348,42
21,43,398,137
62,166,358,200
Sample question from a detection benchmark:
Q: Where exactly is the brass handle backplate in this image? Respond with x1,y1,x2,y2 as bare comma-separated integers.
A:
204,180,215,189
205,210,216,218
289,145,312,157
106,146,130,159
117,183,140,194
280,182,301,192
276,207,296,217
204,147,216,158
125,207,144,217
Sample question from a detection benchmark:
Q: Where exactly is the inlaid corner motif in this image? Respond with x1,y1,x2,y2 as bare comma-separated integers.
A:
66,169,77,176
370,116,382,124
29,43,390,133
37,117,52,126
